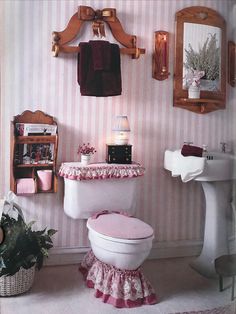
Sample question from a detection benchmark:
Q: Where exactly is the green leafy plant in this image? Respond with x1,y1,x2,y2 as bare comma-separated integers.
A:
184,33,220,81
0,212,57,277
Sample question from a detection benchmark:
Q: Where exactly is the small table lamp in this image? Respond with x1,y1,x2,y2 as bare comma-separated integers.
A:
113,115,130,145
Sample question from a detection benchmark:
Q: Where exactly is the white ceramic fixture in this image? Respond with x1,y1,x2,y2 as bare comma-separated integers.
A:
87,219,154,270
194,152,234,182
62,169,154,270
63,177,140,219
164,150,235,277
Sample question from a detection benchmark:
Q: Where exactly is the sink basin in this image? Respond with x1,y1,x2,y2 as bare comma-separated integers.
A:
195,152,234,181
164,150,235,182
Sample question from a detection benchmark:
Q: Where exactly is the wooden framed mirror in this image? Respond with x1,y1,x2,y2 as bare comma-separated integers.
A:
173,7,226,114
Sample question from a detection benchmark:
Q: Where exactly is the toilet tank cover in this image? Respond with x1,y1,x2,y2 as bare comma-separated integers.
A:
58,162,145,181
87,211,153,240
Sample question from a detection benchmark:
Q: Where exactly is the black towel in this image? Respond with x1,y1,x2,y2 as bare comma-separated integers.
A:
181,145,203,157
78,40,122,97
91,40,111,71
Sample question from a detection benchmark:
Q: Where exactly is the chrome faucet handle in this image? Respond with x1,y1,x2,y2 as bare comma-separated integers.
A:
220,142,227,153
184,141,193,145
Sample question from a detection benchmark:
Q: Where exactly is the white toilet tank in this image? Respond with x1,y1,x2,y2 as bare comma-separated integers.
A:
60,162,143,219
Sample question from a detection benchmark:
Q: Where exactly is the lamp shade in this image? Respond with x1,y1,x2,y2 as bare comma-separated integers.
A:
112,116,131,145
112,116,130,132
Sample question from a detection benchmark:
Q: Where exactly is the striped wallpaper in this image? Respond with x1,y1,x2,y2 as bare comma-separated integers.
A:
0,0,235,254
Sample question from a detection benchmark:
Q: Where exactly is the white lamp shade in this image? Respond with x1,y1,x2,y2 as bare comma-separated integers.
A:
113,116,130,145
112,116,130,132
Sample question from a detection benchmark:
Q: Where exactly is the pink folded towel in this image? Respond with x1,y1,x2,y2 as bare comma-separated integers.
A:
181,145,203,157
16,178,35,194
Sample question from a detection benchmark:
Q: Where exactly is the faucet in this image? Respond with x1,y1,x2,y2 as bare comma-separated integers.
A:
220,142,227,153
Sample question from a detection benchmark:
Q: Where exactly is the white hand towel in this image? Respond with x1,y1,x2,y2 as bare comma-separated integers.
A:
164,150,174,171
171,150,205,182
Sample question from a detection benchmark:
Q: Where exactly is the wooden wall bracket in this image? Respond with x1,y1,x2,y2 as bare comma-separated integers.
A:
52,6,145,59
228,41,236,87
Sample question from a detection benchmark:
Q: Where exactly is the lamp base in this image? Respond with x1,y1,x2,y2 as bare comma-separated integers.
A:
114,139,129,145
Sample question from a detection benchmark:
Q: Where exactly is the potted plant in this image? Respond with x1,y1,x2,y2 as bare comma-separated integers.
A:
183,33,220,92
77,143,96,166
183,69,205,99
0,199,57,296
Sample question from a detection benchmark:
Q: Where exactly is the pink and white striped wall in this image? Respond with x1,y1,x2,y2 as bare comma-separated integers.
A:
0,0,235,260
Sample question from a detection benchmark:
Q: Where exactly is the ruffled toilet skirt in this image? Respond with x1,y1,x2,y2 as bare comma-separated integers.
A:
79,250,157,308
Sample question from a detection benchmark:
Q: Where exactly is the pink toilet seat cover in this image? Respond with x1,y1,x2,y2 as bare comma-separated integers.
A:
87,211,153,240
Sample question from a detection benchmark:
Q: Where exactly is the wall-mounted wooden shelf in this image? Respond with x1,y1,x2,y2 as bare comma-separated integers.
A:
10,110,58,195
176,98,224,114
15,163,54,169
15,135,57,144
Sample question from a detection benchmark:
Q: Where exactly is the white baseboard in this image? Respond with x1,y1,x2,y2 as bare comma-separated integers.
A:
148,240,203,260
45,240,203,266
45,237,236,266
45,247,90,266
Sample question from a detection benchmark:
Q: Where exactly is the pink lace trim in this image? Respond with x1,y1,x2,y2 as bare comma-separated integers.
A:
58,162,145,181
79,250,157,308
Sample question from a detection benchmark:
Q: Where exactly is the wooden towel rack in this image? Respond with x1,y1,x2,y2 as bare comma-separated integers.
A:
52,6,145,59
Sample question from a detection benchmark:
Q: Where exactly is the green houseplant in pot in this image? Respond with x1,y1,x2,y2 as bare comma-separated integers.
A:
0,194,57,296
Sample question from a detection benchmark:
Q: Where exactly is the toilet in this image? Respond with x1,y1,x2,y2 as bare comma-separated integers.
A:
59,162,157,307
59,162,154,269
87,211,154,270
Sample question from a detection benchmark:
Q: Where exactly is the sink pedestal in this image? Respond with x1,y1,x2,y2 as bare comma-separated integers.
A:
164,149,234,278
190,181,232,278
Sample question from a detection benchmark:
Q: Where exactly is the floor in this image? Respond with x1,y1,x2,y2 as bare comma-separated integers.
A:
0,257,235,314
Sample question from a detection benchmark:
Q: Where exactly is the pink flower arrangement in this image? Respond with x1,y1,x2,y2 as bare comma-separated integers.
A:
78,143,96,155
184,69,205,87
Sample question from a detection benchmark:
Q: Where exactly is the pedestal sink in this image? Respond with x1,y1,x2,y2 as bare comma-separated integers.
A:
164,150,235,278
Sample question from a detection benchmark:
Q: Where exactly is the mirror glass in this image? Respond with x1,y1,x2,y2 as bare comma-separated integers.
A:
183,23,221,91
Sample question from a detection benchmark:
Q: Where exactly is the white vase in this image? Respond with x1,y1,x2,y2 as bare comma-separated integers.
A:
188,85,200,99
81,154,91,166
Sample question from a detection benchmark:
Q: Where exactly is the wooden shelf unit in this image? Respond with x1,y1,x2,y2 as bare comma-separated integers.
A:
176,98,224,114
10,110,58,195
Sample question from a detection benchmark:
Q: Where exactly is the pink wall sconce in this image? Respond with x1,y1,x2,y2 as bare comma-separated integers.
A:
152,31,170,81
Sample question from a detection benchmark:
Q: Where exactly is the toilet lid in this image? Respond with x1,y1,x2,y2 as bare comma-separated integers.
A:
87,211,153,240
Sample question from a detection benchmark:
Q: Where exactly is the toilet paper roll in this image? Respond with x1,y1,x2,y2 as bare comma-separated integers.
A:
37,170,52,191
